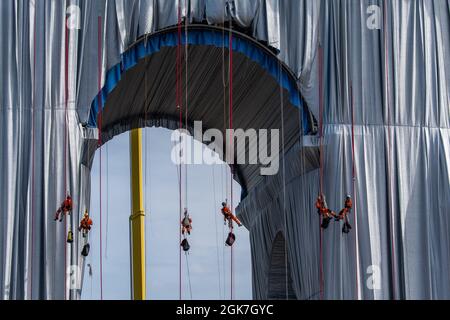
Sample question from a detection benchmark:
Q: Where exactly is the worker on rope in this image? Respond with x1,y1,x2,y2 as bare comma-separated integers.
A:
315,194,336,229
221,201,241,247
181,208,193,236
78,210,93,256
54,194,74,243
337,195,353,233
79,210,93,238
180,209,192,252
54,195,73,222
221,201,242,228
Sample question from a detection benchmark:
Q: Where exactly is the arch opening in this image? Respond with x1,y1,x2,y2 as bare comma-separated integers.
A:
84,25,315,198
80,26,313,299
82,128,251,299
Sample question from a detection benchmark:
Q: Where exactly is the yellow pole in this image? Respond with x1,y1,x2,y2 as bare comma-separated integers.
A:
129,129,146,300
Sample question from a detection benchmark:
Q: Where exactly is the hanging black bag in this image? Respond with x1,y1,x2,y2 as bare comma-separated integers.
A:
81,243,90,257
225,232,236,247
342,221,352,234
321,217,332,229
181,238,190,252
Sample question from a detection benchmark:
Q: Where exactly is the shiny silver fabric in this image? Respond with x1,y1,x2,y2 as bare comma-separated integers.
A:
238,0,450,300
1,0,449,300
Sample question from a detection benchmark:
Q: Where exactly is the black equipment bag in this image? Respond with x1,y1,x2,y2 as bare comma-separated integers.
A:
181,238,190,252
81,243,90,257
225,232,236,247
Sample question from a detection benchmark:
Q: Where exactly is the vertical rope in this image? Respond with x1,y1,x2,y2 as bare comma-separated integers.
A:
144,33,150,298
177,0,183,300
222,17,230,300
350,86,360,299
212,166,223,299
318,43,325,300
89,264,93,299
30,3,37,300
63,14,70,301
383,0,397,300
97,15,103,301
105,143,109,259
228,20,234,301
221,7,229,301
222,18,229,300
185,253,193,300
184,0,189,211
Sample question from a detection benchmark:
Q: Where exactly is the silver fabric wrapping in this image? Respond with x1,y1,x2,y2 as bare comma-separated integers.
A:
239,0,450,300
1,0,449,300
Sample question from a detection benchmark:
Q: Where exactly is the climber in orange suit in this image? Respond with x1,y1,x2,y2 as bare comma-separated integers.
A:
337,195,353,233
181,208,193,235
54,195,73,222
78,210,93,237
315,194,336,229
221,202,242,228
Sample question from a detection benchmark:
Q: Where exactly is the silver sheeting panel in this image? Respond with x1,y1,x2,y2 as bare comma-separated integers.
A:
1,0,450,300
238,0,450,300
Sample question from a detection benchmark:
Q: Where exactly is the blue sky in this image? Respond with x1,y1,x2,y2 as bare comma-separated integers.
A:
82,128,252,300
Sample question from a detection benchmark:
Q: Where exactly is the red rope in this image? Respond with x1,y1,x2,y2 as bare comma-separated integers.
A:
229,27,234,301
30,7,37,299
350,86,359,299
318,44,324,300
64,17,70,301
97,15,104,301
177,1,183,301
383,1,397,300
